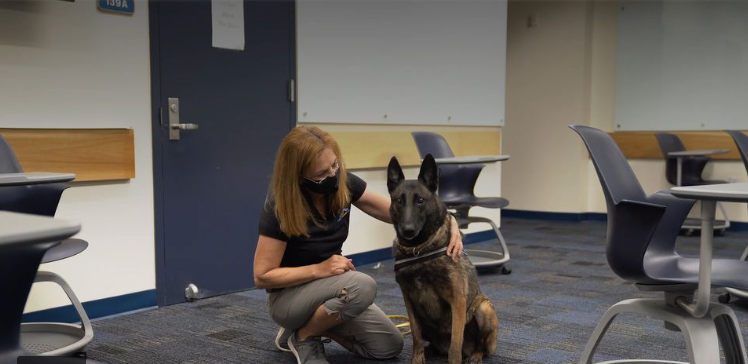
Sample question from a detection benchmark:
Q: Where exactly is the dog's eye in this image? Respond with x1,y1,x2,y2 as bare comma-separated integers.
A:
416,197,424,204
395,198,402,204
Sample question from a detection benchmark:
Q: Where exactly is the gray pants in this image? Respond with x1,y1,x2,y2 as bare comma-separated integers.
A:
268,271,403,360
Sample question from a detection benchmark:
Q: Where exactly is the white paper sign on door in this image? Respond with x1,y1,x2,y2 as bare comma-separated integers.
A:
211,0,245,51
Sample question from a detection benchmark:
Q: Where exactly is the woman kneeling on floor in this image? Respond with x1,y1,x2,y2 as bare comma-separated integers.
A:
253,126,463,364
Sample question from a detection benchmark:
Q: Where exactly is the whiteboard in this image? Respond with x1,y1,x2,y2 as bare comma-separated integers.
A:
297,0,507,126
615,1,748,131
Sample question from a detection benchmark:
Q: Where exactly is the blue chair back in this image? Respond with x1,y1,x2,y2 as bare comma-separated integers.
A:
654,133,686,156
0,135,22,173
654,133,713,186
411,132,480,202
572,126,646,205
0,134,67,216
412,132,454,158
570,125,665,283
726,130,748,173
655,133,686,184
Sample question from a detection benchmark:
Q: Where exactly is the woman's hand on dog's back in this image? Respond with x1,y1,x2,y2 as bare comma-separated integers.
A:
315,254,356,278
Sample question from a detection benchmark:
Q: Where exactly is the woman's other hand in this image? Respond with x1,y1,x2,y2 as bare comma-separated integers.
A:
315,254,355,278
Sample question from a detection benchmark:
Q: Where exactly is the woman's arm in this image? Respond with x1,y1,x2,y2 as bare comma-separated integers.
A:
446,214,463,260
353,188,393,223
253,235,355,289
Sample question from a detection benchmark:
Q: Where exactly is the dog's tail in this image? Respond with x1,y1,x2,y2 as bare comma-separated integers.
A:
475,299,499,355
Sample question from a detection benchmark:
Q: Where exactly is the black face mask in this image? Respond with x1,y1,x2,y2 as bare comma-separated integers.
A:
301,169,340,195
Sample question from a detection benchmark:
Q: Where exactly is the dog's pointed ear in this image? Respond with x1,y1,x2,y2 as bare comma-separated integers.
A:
387,156,404,193
418,154,439,193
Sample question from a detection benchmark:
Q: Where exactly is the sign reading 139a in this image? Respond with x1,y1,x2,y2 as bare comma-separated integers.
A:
98,0,134,15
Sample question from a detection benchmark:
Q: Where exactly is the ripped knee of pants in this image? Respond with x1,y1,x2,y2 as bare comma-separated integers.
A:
322,279,376,322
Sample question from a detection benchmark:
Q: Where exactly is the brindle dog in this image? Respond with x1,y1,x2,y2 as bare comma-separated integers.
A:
387,154,498,364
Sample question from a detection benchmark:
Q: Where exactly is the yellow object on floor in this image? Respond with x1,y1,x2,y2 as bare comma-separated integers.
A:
386,315,411,336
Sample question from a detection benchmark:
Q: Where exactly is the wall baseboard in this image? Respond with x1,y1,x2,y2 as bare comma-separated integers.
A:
23,289,157,324
730,221,748,232
502,209,608,222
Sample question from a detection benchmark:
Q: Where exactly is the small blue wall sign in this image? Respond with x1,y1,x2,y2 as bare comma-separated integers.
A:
98,0,134,15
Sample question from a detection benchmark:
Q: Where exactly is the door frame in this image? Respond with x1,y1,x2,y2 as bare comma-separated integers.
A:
148,0,298,306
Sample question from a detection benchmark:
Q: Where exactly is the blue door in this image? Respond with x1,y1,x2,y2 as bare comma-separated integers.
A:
150,0,295,305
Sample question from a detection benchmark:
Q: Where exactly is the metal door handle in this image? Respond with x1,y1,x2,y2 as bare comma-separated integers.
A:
170,123,199,130
168,97,198,140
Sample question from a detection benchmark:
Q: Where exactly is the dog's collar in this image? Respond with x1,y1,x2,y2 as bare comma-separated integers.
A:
393,218,452,272
394,247,449,271
393,218,450,257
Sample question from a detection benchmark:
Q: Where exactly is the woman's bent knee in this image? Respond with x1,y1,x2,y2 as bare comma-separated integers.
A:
323,272,378,322
348,272,377,305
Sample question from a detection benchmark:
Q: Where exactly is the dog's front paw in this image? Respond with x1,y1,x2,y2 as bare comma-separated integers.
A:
410,353,426,364
464,357,483,364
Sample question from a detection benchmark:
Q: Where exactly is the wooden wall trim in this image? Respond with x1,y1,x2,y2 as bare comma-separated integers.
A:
0,128,135,182
610,131,747,160
327,129,502,170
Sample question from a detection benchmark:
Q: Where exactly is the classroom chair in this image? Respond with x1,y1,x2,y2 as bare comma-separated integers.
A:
655,133,726,187
411,131,511,274
571,125,748,364
0,135,93,356
655,132,730,234
0,212,103,364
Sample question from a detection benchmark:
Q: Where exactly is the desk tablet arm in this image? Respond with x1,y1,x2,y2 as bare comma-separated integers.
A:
647,190,697,211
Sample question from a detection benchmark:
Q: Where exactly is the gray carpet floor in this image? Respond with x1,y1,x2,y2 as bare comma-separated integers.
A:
87,218,748,363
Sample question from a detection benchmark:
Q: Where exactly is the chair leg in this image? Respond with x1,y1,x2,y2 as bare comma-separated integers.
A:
460,215,510,263
33,271,94,355
578,298,744,364
718,201,731,229
709,304,747,364
579,299,659,364
481,217,510,262
678,309,721,364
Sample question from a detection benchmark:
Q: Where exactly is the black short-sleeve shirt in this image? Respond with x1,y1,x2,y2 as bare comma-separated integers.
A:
258,172,367,268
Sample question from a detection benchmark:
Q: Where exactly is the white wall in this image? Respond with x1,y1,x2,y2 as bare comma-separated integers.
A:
0,0,155,312
503,1,594,214
506,0,748,224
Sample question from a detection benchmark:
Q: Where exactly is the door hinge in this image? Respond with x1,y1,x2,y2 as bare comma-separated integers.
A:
288,79,295,103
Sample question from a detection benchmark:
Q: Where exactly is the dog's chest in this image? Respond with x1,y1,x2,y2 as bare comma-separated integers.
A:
396,260,454,319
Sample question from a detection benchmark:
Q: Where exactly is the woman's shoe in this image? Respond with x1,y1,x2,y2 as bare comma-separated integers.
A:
287,332,330,364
